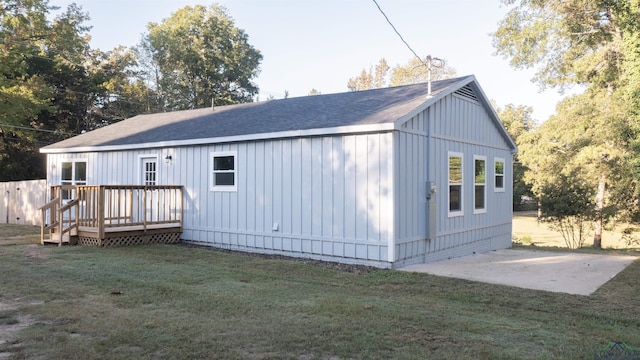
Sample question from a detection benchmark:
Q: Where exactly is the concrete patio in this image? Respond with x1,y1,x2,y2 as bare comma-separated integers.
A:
400,249,637,296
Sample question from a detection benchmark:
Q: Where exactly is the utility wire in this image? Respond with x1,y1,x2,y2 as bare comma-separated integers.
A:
0,123,77,136
371,0,424,65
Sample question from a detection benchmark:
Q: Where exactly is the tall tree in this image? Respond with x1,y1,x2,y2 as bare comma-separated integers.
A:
389,57,456,87
347,58,389,91
0,0,150,180
347,57,456,91
140,4,262,110
495,104,535,209
493,0,640,248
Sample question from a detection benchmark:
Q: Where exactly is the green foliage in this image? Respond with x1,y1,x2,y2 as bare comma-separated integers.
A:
538,173,595,249
492,0,630,90
139,4,262,110
389,57,456,87
0,0,155,180
495,104,535,209
347,57,456,91
0,1,262,180
494,0,640,247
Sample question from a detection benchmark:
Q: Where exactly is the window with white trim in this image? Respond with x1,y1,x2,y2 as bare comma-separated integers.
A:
448,152,463,216
211,151,237,191
474,155,487,213
494,158,505,192
61,160,87,200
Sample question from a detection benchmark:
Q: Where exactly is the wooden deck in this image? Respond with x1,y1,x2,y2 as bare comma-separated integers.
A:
40,185,183,246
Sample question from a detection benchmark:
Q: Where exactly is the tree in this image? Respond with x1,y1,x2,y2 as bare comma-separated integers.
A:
86,46,154,127
139,4,262,110
347,57,456,91
347,58,389,91
389,57,456,86
517,91,631,247
493,0,640,248
0,0,151,180
539,172,596,249
495,104,535,210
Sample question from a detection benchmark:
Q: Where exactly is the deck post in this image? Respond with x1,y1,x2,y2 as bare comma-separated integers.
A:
98,186,105,240
143,187,147,233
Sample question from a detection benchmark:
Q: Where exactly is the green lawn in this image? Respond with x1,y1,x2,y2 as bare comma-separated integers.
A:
1,224,639,359
513,211,640,250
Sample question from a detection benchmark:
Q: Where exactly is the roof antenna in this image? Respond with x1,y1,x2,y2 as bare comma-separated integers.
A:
425,55,444,97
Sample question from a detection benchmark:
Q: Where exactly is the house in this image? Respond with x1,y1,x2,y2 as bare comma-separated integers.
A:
40,75,517,268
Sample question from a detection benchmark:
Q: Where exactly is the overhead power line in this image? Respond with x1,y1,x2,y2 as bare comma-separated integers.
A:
0,123,77,136
371,0,424,65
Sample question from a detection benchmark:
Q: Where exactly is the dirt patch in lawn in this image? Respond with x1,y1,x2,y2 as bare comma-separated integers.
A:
0,301,37,359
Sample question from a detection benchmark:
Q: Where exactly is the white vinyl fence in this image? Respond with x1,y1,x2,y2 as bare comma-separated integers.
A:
0,179,47,226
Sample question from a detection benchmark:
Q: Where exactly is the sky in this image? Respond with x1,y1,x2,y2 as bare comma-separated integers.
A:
53,0,573,123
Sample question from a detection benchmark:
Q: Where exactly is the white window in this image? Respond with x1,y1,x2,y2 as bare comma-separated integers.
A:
448,152,463,216
211,151,237,191
474,155,487,214
61,160,87,200
494,158,505,192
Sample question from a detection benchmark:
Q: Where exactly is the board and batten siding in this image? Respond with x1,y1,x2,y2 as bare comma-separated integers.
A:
187,133,394,267
47,132,396,267
393,92,513,266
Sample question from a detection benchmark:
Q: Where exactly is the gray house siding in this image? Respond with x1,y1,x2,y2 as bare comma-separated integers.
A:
47,132,396,267
393,92,513,266
187,134,394,267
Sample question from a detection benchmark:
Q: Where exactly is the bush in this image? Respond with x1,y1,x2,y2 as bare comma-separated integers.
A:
538,174,595,249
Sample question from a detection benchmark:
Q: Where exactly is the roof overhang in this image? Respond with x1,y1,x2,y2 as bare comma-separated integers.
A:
40,122,396,154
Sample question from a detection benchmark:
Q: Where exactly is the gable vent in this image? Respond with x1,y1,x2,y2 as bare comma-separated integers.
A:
454,84,479,102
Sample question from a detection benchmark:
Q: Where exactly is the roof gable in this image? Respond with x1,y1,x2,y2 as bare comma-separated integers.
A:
41,75,515,153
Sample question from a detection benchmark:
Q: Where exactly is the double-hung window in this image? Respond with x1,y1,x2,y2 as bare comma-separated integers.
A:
448,152,463,216
211,151,237,191
474,155,487,214
61,160,87,200
494,158,505,192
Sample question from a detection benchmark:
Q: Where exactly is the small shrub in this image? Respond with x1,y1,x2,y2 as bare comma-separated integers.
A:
538,174,596,249
512,235,534,245
622,228,640,247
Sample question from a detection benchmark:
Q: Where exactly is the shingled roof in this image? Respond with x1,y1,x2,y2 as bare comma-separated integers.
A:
41,75,514,153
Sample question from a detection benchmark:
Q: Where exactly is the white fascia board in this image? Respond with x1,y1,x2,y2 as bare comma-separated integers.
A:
40,122,396,154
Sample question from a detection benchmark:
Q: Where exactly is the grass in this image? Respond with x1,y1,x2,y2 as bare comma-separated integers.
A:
513,211,640,251
0,224,639,359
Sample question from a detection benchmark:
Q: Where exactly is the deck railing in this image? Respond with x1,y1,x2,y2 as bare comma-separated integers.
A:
41,185,183,245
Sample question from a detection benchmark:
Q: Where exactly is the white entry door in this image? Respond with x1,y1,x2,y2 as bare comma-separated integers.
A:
140,157,159,223
141,157,158,186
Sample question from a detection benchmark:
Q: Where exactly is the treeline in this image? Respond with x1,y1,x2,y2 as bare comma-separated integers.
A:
0,0,261,180
492,0,640,248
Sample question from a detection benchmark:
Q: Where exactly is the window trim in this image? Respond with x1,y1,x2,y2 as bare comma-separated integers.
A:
474,155,487,214
138,154,159,186
60,159,88,185
494,157,506,193
60,158,87,201
210,151,237,192
448,151,464,217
